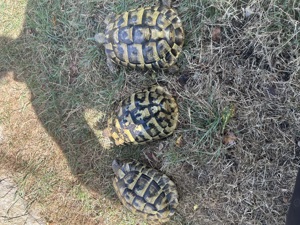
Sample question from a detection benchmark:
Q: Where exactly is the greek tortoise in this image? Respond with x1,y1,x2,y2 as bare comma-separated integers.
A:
102,85,178,148
94,0,184,73
112,159,179,222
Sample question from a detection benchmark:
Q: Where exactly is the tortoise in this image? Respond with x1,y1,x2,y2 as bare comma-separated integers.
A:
85,85,178,149
100,85,178,149
112,159,179,222
94,0,184,73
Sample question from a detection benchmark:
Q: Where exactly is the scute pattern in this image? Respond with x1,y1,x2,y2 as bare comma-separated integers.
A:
101,4,184,70
112,160,179,222
105,85,178,146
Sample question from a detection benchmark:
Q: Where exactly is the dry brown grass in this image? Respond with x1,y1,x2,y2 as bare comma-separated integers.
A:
0,0,300,224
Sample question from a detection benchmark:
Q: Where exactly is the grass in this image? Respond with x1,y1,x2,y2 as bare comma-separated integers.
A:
0,0,299,224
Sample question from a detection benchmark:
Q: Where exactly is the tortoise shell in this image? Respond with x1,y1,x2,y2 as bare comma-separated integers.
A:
95,0,184,72
103,85,178,147
112,159,179,222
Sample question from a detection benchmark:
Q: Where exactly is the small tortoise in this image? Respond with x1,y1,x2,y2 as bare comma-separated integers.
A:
112,159,179,222
94,0,184,72
102,85,178,148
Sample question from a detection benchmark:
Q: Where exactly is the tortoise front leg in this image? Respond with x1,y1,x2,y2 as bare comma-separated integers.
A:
104,12,116,25
160,0,172,8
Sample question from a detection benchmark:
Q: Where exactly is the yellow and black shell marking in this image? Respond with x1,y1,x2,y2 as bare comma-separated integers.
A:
105,85,178,146
112,159,179,222
103,4,184,70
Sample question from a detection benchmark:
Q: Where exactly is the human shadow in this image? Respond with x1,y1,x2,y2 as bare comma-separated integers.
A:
0,0,148,203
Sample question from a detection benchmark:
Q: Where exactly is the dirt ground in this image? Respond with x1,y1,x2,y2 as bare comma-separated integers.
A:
0,170,45,225
0,73,55,225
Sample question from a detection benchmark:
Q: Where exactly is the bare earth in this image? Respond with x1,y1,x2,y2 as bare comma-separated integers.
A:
0,73,48,225
0,171,45,225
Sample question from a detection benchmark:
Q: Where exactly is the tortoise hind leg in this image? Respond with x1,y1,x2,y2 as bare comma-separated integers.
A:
168,64,179,74
160,0,172,8
107,58,118,73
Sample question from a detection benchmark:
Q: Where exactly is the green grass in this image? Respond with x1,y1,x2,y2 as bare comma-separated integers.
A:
0,0,300,224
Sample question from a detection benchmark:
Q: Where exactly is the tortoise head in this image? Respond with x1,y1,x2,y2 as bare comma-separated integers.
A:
112,159,122,175
101,127,114,149
83,108,115,149
94,33,106,44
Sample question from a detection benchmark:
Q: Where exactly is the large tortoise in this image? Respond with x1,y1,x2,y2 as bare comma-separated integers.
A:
112,159,179,222
94,0,184,72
